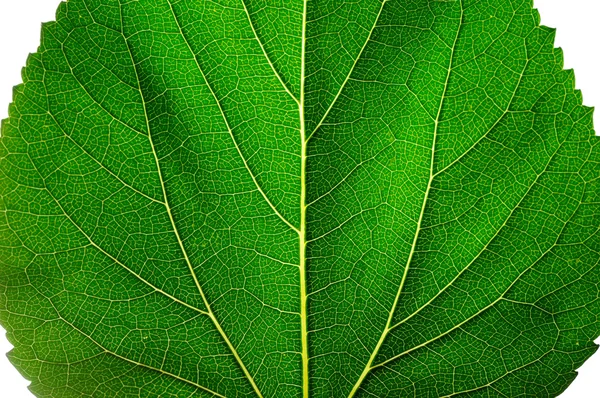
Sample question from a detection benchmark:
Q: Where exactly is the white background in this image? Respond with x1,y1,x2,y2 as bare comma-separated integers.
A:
0,0,599,397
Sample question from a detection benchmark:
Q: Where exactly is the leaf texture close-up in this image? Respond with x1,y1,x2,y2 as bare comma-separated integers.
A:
0,0,599,397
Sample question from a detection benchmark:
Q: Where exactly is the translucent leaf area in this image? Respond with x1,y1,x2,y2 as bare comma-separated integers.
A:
0,0,599,397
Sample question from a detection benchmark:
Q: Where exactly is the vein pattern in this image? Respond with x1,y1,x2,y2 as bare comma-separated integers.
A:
0,0,599,397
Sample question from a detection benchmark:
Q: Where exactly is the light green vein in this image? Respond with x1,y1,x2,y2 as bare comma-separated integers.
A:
24,177,210,317
387,58,532,333
39,294,226,398
306,0,388,143
433,55,529,178
346,2,464,395
388,153,562,333
439,351,554,398
59,32,148,138
11,61,164,206
240,0,299,104
299,0,310,396
373,244,563,371
372,172,580,370
46,111,165,205
162,1,267,396
306,140,396,208
162,0,298,236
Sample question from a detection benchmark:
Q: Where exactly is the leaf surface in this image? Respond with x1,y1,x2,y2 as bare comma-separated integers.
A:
0,0,599,397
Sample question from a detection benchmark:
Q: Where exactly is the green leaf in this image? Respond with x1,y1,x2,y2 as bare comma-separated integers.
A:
1,0,599,397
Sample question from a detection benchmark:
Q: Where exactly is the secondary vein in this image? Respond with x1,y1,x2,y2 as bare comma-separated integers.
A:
346,2,464,396
30,181,209,317
121,2,264,396
305,0,388,143
240,0,300,104
369,133,577,369
162,0,299,235
47,111,165,205
41,295,226,398
387,58,532,334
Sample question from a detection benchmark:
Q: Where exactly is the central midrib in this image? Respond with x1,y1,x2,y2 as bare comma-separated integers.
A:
299,0,310,397
298,2,390,397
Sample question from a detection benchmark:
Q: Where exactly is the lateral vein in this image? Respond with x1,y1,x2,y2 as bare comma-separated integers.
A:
240,0,300,104
432,54,529,178
388,59,533,334
29,181,209,317
371,139,575,370
122,2,265,397
41,296,226,398
163,1,298,234
306,0,388,143
47,111,165,205
346,2,464,396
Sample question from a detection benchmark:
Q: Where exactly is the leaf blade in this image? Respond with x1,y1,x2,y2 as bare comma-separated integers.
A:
0,0,599,397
